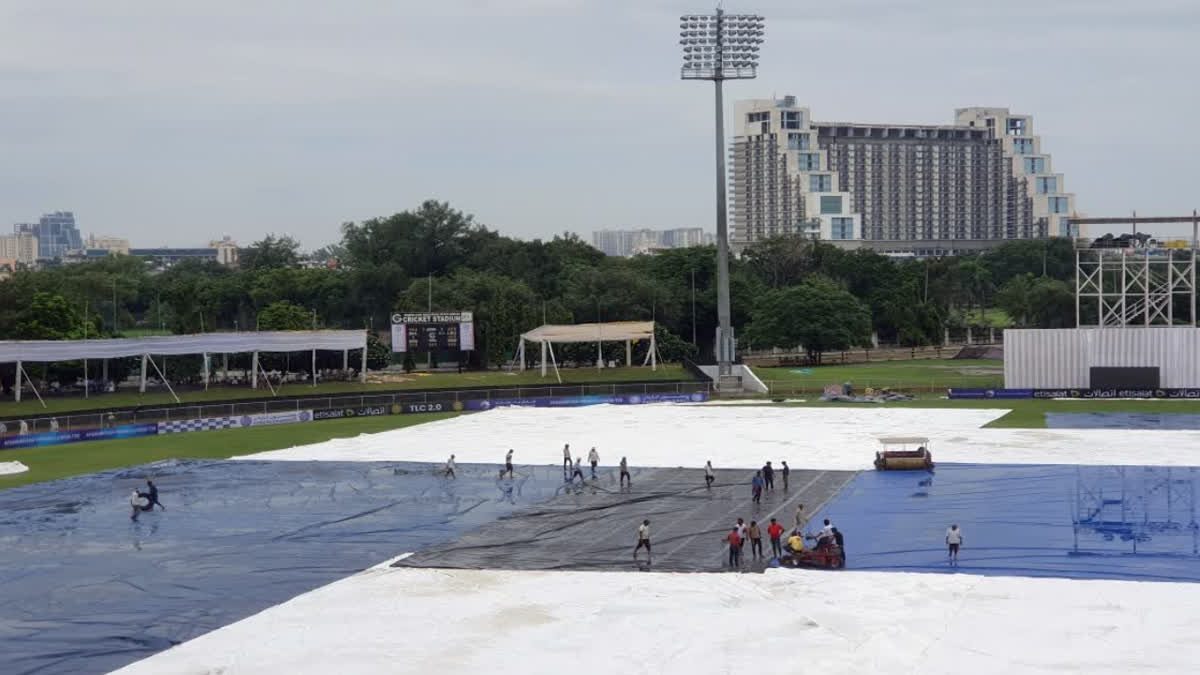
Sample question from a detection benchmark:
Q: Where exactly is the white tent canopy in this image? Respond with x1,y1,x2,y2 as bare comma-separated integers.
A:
517,322,657,382
1,330,368,405
520,321,655,344
0,331,365,363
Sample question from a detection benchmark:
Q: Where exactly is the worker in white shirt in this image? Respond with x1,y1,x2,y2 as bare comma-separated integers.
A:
633,519,651,561
444,454,456,479
587,447,600,478
946,524,963,563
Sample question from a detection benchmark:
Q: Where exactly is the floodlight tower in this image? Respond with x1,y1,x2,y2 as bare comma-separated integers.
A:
680,8,764,381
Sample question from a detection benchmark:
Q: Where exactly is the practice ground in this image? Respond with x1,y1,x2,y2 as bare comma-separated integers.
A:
754,357,1004,391
6,403,1200,674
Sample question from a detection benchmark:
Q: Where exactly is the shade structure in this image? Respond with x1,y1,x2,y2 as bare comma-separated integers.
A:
520,321,654,344
2,330,370,404
517,322,657,380
0,330,366,363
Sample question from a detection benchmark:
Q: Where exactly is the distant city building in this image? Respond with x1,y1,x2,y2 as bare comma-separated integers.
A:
592,228,714,257
729,97,1077,251
119,237,239,269
0,231,39,266
85,234,130,255
129,247,221,268
298,257,339,270
13,211,83,259
209,236,239,265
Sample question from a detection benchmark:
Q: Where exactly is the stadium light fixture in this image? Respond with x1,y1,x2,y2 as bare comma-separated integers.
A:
680,8,765,380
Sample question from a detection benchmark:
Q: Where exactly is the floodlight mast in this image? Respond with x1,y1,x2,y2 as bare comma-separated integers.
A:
680,9,764,380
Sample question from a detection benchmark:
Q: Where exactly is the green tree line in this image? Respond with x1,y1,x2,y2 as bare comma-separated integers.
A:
0,199,1081,374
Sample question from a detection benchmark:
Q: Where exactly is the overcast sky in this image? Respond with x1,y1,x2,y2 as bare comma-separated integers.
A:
1,0,1197,248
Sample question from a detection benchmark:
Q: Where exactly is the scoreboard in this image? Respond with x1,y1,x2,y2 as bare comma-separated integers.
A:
390,312,475,352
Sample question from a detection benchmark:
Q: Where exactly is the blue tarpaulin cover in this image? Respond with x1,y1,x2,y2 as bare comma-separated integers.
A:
0,459,567,675
814,462,1200,582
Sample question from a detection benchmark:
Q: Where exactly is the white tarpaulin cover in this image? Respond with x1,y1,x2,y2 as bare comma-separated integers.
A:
520,321,654,343
0,330,366,363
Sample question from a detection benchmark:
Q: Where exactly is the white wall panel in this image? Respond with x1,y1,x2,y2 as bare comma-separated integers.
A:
1005,328,1200,388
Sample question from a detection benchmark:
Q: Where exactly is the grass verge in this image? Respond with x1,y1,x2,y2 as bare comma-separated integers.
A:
756,358,1003,392
0,412,459,490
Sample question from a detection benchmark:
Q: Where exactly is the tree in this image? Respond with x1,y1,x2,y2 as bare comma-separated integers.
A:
745,278,871,363
743,236,825,289
956,257,994,325
997,274,1074,328
366,334,392,370
257,300,312,331
240,234,301,271
634,324,697,363
309,243,345,262
340,200,477,276
13,292,98,340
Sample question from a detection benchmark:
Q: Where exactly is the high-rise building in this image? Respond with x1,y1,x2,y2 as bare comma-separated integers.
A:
209,236,239,265
592,228,714,257
14,211,83,259
729,98,1077,251
0,231,39,266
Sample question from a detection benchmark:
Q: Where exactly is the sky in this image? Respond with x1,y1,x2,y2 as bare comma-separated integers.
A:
1,0,1197,249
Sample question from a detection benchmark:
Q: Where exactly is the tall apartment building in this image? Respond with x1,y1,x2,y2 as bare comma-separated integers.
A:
592,228,714,257
729,97,1076,251
13,211,83,259
209,236,239,265
0,231,39,266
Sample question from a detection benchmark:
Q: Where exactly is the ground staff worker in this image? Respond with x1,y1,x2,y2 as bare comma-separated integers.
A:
634,519,651,561
767,518,785,557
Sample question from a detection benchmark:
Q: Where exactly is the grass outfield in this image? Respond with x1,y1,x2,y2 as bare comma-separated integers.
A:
0,365,690,418
756,358,1003,392
0,412,459,490
772,396,1200,428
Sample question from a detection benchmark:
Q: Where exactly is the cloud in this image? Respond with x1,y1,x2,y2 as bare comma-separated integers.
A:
0,0,1196,246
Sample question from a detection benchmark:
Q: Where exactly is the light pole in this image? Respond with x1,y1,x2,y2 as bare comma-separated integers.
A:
680,8,764,378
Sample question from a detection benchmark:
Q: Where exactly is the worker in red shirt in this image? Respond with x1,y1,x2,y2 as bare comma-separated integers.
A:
767,517,785,558
726,527,742,567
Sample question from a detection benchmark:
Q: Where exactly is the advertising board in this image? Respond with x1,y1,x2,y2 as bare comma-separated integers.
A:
465,392,707,411
238,410,314,428
1,423,159,451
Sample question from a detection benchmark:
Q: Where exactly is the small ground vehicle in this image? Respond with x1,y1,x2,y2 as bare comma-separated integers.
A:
873,436,934,471
776,542,845,569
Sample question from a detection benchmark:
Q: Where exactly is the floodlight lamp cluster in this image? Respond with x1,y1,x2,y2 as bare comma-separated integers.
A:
680,11,765,80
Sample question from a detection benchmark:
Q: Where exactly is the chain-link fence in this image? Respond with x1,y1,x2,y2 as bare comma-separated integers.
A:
0,380,712,436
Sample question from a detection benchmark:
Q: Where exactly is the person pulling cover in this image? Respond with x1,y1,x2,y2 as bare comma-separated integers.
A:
141,480,165,511
129,490,152,520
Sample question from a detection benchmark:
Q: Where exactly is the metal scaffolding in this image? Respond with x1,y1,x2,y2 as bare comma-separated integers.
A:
1072,213,1199,328
1072,466,1199,555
